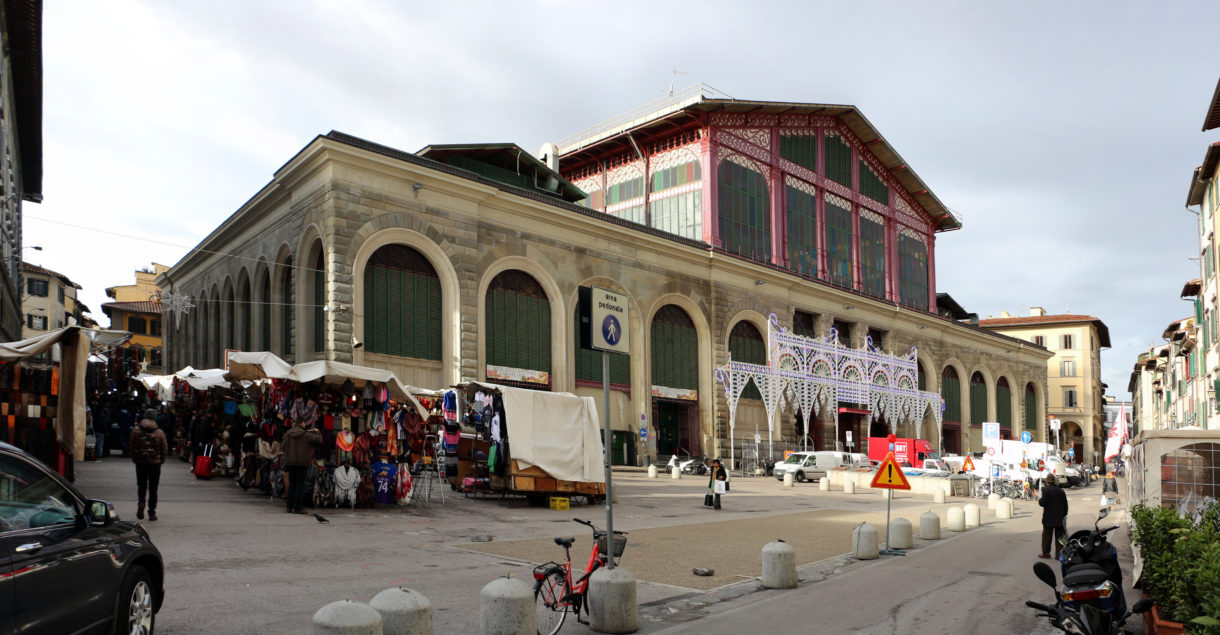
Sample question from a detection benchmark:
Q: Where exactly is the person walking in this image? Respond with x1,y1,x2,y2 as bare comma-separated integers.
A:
281,418,321,514
1102,471,1120,509
707,458,727,510
1038,474,1069,559
130,408,168,521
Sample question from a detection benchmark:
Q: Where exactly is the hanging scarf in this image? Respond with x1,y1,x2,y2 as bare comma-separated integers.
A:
336,429,356,452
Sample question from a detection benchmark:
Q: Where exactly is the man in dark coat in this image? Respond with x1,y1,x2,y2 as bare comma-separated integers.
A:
1038,474,1069,559
130,409,168,521
281,419,322,514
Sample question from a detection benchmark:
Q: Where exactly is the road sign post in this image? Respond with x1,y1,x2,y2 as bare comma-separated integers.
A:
870,451,912,555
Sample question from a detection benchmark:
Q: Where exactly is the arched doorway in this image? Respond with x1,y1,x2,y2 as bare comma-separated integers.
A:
363,244,441,361
996,377,1012,439
651,305,699,457
941,366,962,455
484,270,551,391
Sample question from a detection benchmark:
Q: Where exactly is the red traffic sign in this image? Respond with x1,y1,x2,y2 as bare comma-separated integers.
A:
962,456,975,471
870,451,912,490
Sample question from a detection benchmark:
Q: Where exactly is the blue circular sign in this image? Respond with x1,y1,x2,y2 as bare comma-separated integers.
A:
1021,431,1032,444
1068,448,1075,457
602,315,622,346
639,427,648,440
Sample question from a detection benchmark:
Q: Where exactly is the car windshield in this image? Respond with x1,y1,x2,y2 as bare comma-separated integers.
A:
784,455,805,464
925,451,942,460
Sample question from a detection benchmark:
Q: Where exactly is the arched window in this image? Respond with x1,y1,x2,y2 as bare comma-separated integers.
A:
224,284,235,351
363,244,441,360
651,305,697,391
574,306,630,386
996,377,1012,429
918,363,927,392
717,160,770,262
941,367,961,422
128,316,146,335
485,270,551,388
260,269,271,351
280,257,294,357
729,321,766,399
970,372,988,425
239,274,251,352
313,248,325,353
1025,383,1037,431
209,289,220,367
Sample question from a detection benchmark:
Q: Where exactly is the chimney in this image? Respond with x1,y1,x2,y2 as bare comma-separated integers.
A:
1000,311,1011,318
1030,307,1046,317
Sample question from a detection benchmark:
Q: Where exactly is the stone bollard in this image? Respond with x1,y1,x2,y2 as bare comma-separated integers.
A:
933,488,946,504
783,472,794,487
853,523,879,560
964,503,981,528
844,479,856,495
987,493,1000,510
761,540,798,589
888,518,913,550
370,587,431,635
671,466,681,479
996,498,1013,520
647,465,658,479
920,511,941,540
588,567,638,634
313,600,382,635
819,477,829,492
947,506,965,532
479,577,535,635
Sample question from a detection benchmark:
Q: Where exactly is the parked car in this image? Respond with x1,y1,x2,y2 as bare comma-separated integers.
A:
0,441,164,633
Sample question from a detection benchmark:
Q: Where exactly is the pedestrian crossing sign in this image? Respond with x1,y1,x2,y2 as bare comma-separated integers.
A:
870,451,912,490
962,456,975,471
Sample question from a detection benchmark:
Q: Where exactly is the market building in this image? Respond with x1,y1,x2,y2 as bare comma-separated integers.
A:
102,263,166,373
160,87,1051,464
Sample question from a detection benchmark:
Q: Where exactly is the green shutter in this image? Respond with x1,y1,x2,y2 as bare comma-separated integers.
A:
824,134,852,186
1024,387,1036,430
313,269,325,352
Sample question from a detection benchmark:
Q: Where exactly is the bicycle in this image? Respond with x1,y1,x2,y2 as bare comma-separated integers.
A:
533,518,627,634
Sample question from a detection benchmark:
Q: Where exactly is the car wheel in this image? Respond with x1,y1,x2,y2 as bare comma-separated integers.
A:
114,565,155,635
795,471,806,483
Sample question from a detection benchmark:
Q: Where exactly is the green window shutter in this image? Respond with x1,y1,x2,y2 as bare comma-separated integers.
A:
1196,298,1204,322
261,277,271,351
996,384,1011,427
364,272,376,353
858,159,889,204
785,185,817,277
824,198,853,288
779,135,817,173
941,372,961,422
1024,387,1036,430
717,160,771,263
824,134,852,186
860,215,886,299
313,269,325,352
970,377,987,424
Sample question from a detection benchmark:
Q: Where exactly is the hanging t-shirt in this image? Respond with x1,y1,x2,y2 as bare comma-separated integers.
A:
372,461,397,505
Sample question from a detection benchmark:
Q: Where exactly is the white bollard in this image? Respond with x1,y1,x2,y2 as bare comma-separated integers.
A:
313,600,383,635
933,488,946,504
947,506,965,532
996,498,1013,520
888,518,913,550
761,540,798,589
479,577,535,635
920,511,941,540
853,523,879,560
647,465,658,479
964,503,981,528
819,477,829,492
783,472,794,487
844,479,856,495
987,493,1000,510
370,587,431,635
588,567,638,633
671,466,681,479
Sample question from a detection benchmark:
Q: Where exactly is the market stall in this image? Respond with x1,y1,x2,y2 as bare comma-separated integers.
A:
1128,428,1220,513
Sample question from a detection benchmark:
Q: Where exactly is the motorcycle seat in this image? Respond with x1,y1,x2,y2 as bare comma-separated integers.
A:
1063,563,1109,586
554,537,576,548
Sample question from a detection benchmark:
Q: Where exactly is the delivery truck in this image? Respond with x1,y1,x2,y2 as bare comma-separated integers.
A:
867,436,940,466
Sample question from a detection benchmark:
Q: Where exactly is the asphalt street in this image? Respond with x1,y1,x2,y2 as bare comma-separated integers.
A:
71,458,1142,634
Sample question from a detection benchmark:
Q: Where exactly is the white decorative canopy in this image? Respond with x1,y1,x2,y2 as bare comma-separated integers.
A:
716,314,944,467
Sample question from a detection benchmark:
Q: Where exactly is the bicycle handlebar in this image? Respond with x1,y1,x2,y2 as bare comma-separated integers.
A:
574,518,593,527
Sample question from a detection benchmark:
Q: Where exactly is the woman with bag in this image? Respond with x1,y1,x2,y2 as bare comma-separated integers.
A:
1101,471,1119,509
707,458,727,510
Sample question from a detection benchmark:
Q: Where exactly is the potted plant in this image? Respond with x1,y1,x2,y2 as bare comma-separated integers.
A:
1131,502,1220,634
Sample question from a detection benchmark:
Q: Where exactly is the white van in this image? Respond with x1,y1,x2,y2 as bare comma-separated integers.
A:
774,451,849,482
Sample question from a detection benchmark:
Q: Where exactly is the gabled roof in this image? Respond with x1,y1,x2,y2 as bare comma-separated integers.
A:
21,261,79,289
1204,77,1220,132
555,86,961,232
415,143,586,203
101,301,162,318
978,314,1111,348
1186,143,1220,206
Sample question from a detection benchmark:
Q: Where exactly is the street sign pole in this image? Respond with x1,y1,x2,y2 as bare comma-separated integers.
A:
603,350,614,570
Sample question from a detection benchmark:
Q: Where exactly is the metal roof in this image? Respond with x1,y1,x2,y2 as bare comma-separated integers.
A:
555,85,961,232
415,143,586,203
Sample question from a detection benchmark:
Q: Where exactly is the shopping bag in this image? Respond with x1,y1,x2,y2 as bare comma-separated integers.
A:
703,493,714,507
194,445,214,479
714,480,727,495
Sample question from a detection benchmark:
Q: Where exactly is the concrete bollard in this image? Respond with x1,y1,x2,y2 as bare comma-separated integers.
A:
761,540,798,589
964,503,981,528
783,472,794,487
853,523,879,560
920,511,941,540
844,479,856,495
987,493,1000,510
588,567,638,633
996,498,1013,520
819,477,829,492
647,465,658,479
370,587,431,635
313,600,382,635
888,518,913,550
671,466,681,479
479,577,535,635
947,506,965,532
933,488,946,504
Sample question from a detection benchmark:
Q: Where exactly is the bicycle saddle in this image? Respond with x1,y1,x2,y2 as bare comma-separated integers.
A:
554,537,576,548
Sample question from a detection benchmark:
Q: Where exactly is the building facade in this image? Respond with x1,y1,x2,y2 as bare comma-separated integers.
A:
161,90,1051,463
19,262,80,337
0,0,42,343
102,264,166,373
980,309,1111,461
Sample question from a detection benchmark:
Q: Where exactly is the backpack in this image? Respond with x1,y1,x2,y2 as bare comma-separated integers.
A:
133,430,160,463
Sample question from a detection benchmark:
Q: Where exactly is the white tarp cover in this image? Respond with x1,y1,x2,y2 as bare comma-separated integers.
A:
0,326,90,460
473,382,605,483
290,360,427,419
1129,428,1220,511
139,366,231,400
225,351,293,381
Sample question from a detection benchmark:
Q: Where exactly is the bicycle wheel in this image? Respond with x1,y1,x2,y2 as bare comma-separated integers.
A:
534,568,570,635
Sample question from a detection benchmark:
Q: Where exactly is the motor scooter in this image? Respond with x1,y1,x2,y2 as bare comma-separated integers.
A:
1036,507,1134,633
1026,560,1150,634
664,455,706,476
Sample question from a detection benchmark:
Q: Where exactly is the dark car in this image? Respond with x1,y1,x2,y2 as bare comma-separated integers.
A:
0,441,163,633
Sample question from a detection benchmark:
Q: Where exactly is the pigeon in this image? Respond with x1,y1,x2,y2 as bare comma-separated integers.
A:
314,513,329,524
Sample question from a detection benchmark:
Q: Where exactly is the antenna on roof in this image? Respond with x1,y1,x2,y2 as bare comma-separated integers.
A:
668,69,688,96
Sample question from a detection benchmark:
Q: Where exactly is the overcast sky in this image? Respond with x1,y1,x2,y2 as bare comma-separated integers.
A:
24,1,1219,397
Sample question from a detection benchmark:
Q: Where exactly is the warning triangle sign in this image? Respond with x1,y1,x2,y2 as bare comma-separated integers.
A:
962,456,975,472
870,451,912,490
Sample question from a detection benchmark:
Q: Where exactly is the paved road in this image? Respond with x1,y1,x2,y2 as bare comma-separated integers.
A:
72,459,1142,634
